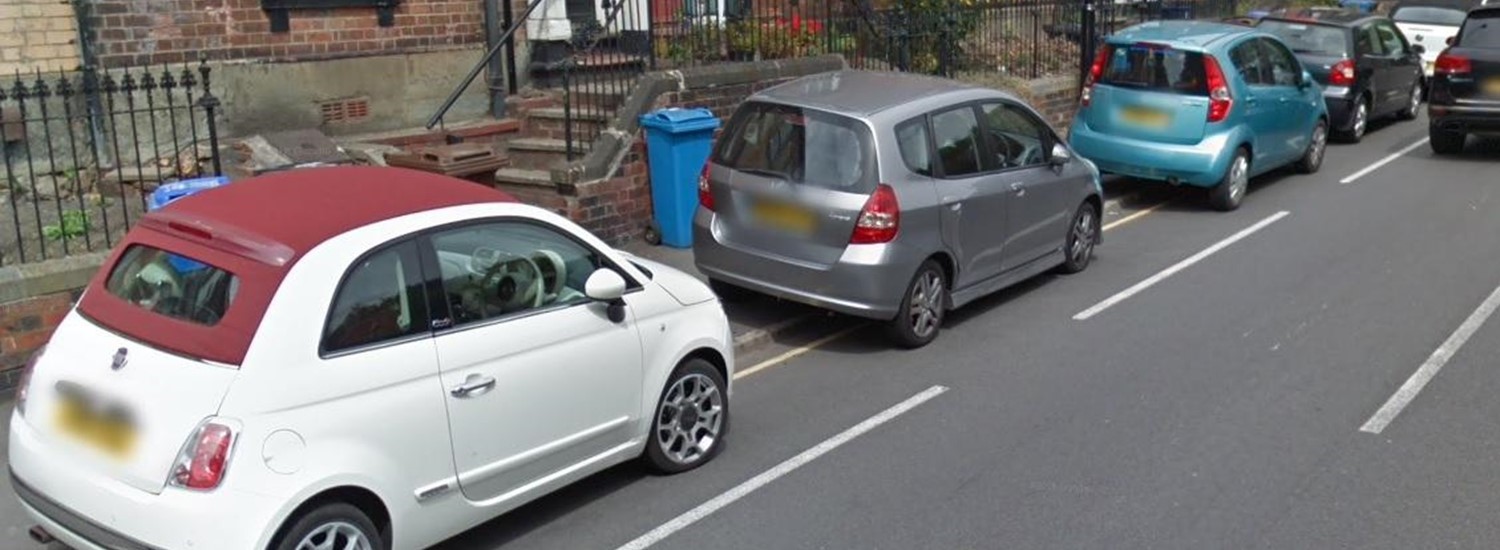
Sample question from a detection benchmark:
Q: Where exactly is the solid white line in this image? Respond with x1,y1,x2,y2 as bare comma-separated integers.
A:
1073,211,1290,321
615,385,950,550
1339,138,1430,184
1359,282,1500,434
733,324,863,380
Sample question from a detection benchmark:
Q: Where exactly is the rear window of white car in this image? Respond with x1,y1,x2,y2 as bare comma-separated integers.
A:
1098,44,1209,95
1392,6,1468,26
105,245,239,326
715,102,876,193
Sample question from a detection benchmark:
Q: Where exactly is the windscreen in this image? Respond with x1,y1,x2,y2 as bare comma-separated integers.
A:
715,102,876,193
1392,6,1469,26
1098,44,1209,95
1258,20,1350,57
105,245,239,326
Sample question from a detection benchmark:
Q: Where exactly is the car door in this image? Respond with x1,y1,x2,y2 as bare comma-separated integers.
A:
1229,38,1283,168
427,219,644,504
977,101,1074,271
1356,22,1393,108
1374,19,1422,112
930,104,1010,289
1256,37,1316,163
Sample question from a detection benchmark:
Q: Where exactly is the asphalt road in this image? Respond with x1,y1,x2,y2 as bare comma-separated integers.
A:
6,112,1500,549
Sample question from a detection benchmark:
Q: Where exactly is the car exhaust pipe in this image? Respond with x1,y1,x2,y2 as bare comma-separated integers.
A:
28,525,55,544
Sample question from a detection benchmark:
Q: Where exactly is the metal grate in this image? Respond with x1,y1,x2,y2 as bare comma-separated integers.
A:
319,97,370,125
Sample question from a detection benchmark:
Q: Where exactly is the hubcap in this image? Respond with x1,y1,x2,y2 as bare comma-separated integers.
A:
296,522,372,550
1070,207,1096,264
908,271,944,338
1353,102,1368,137
656,373,723,465
1310,123,1327,168
1230,156,1248,201
1410,84,1422,114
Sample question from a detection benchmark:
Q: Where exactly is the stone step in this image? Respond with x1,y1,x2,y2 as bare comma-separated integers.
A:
493,167,553,188
505,137,591,170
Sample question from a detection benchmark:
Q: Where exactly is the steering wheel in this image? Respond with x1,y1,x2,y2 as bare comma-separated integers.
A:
478,255,544,313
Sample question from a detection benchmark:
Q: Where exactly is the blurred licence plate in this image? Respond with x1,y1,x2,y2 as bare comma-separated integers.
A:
1121,107,1170,128
1425,61,1435,74
1484,77,1500,97
753,201,815,234
55,394,136,458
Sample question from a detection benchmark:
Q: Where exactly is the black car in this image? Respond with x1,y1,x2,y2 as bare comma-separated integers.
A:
1259,12,1427,142
1429,5,1500,153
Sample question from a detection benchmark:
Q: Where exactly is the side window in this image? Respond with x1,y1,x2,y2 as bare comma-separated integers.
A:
429,221,607,326
323,240,429,353
930,106,984,178
1258,38,1303,87
980,102,1050,169
1358,24,1383,56
1376,22,1407,55
895,117,934,177
1230,41,1267,86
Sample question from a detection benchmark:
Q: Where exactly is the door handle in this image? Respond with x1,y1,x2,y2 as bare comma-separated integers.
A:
450,374,497,398
950,202,962,212
1011,182,1025,197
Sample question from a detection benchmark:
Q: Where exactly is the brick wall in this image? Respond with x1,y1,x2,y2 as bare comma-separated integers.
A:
0,290,76,391
0,0,83,74
84,0,492,68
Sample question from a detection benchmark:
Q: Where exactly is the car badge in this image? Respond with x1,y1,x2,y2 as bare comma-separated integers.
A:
111,347,128,371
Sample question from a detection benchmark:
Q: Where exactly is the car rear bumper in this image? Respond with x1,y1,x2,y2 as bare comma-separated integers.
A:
1067,122,1229,187
693,210,912,320
1325,95,1357,132
1430,104,1500,135
8,412,282,550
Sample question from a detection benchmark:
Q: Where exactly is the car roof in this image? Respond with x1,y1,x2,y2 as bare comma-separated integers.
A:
751,70,1010,117
1108,20,1257,48
1262,10,1384,26
1391,0,1478,11
158,165,515,261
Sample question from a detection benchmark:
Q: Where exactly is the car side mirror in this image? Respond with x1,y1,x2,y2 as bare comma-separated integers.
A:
585,268,628,323
1049,143,1073,167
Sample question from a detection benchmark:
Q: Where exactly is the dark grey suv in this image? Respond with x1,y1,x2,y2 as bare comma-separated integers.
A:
693,71,1104,348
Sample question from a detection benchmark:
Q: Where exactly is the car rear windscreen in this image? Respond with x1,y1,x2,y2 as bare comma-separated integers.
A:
1258,20,1350,57
714,102,876,193
1392,6,1468,26
106,245,239,326
1459,12,1500,48
1098,44,1209,95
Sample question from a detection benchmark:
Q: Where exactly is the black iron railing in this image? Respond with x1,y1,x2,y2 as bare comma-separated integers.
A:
0,61,223,267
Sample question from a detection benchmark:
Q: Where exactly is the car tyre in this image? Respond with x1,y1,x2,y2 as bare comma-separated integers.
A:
1057,201,1099,274
644,358,728,474
707,278,755,303
887,260,945,349
272,503,385,550
1430,128,1466,155
1296,119,1328,174
1340,97,1370,143
1209,149,1250,212
1397,80,1422,121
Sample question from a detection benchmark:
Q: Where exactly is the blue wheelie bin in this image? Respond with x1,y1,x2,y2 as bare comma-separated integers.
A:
639,108,721,248
146,175,230,272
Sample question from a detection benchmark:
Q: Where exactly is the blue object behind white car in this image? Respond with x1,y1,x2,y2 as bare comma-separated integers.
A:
1069,21,1330,211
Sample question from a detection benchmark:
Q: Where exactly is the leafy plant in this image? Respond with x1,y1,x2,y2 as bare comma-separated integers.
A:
43,210,90,241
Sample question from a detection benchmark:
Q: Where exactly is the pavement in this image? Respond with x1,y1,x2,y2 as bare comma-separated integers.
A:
9,112,1500,549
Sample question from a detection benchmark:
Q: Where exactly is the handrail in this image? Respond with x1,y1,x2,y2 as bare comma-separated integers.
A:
426,0,547,129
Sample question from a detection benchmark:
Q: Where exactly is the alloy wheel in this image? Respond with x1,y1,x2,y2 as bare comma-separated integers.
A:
1070,207,1096,265
296,522,373,550
1229,155,1249,202
908,271,944,339
1309,122,1328,170
1408,83,1423,117
1352,101,1368,139
655,373,724,466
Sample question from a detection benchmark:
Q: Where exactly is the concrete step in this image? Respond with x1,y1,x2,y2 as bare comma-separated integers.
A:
522,108,612,142
505,137,591,170
493,167,553,188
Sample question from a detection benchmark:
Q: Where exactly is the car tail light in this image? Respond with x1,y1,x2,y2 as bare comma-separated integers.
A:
14,345,45,418
698,164,715,212
1081,46,1111,107
1329,59,1357,87
1435,52,1471,75
1204,55,1233,123
850,184,899,244
170,421,236,490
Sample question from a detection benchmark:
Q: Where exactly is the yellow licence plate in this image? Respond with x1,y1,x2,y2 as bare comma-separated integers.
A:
753,201,815,234
55,397,136,458
1425,61,1436,74
1121,107,1170,128
1483,78,1500,97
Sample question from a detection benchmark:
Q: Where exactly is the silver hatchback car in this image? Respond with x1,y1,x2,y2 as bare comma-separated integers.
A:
694,71,1104,347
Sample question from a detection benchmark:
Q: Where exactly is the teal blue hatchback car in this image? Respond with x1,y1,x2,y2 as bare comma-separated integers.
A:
1069,21,1330,211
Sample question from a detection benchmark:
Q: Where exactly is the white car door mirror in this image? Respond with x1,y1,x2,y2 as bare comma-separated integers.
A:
585,268,628,323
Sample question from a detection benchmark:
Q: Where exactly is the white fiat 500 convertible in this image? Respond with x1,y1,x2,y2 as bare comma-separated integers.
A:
9,166,733,550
